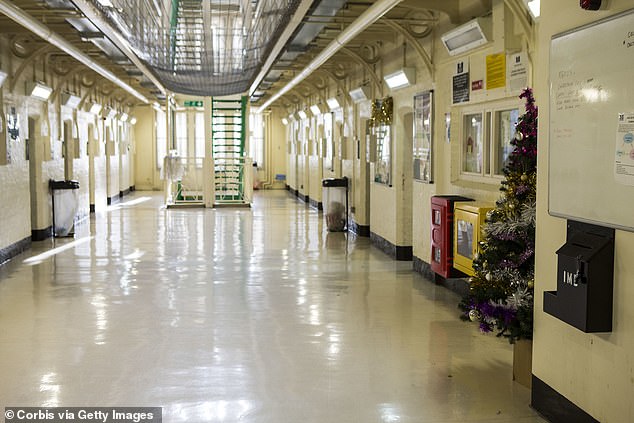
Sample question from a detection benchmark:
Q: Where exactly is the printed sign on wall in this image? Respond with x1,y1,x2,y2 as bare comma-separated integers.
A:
452,60,470,104
486,53,506,90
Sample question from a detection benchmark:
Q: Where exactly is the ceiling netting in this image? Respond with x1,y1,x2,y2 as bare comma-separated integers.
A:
95,0,301,96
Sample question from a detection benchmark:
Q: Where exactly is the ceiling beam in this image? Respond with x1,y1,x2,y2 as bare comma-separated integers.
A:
257,0,404,113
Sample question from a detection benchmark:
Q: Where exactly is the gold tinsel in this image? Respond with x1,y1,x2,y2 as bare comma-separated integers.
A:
370,96,393,126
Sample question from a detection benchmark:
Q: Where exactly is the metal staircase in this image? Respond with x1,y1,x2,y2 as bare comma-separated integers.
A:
170,0,204,76
212,96,249,204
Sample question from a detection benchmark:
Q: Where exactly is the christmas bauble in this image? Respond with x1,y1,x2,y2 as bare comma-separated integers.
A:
515,131,524,141
521,173,528,181
527,280,534,289
486,273,492,281
469,309,481,322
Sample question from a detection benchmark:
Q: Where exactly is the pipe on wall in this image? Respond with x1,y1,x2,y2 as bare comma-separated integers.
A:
257,0,404,113
0,0,149,103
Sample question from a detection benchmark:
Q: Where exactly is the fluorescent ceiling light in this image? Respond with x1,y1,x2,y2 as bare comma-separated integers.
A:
120,112,129,122
129,117,137,125
0,1,150,102
61,92,81,109
527,0,540,18
89,103,103,115
310,105,321,116
326,97,341,110
0,70,7,88
282,118,289,125
349,86,371,103
298,110,308,120
384,68,416,90
441,18,490,56
28,81,52,101
106,108,118,119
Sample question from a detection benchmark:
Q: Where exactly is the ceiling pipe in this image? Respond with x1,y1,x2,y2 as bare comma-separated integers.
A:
248,0,315,97
0,0,149,103
71,0,167,96
257,0,404,113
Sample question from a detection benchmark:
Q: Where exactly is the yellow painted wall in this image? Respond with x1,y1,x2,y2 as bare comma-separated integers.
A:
533,2,634,421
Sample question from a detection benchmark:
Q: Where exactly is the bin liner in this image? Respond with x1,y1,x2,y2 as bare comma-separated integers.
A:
50,180,79,237
322,177,348,232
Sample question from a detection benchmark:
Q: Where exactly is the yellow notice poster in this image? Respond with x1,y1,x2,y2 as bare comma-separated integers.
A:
486,53,506,89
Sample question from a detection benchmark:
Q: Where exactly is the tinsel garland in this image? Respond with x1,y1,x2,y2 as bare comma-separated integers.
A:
459,87,538,343
370,97,393,126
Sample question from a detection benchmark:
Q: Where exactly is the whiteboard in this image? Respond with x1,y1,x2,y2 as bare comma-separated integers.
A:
549,8,634,232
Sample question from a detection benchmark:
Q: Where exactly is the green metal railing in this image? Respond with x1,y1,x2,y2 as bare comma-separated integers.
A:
212,96,248,204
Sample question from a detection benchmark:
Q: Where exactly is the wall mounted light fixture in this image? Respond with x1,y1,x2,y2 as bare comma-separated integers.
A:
61,92,82,109
441,17,491,56
527,0,540,18
349,86,371,103
88,103,103,115
326,97,341,110
0,70,8,88
105,108,118,119
384,68,416,90
27,81,53,101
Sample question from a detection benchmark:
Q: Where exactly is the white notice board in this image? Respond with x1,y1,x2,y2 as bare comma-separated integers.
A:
549,8,634,232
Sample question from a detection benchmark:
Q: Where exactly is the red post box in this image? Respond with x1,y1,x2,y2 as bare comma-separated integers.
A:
430,195,473,278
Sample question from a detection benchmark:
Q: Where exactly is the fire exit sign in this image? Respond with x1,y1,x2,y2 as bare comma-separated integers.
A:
183,100,203,107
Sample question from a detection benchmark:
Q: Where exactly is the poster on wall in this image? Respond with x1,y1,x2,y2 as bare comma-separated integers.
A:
615,112,634,186
413,90,433,183
371,97,393,185
6,107,20,164
7,107,19,141
508,52,528,91
452,60,470,104
486,53,506,89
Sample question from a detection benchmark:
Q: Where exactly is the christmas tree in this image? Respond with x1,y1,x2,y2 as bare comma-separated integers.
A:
459,87,537,343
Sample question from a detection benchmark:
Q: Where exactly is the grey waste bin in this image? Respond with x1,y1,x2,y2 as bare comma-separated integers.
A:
322,177,348,232
50,179,79,237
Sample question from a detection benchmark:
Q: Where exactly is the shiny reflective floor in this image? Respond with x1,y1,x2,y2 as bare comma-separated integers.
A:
0,191,546,423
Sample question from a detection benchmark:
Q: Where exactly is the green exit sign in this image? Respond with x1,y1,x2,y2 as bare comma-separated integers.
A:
184,100,203,107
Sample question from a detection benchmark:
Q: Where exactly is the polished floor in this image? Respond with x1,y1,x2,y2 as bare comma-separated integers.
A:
0,191,546,423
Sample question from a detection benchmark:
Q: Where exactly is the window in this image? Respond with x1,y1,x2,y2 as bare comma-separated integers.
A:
374,124,391,185
495,109,520,174
463,113,483,174
0,118,7,165
248,112,264,167
156,109,166,169
323,113,333,171
459,99,520,180
175,112,188,157
195,112,205,157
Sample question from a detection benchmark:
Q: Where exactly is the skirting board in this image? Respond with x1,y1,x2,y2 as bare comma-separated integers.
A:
0,236,31,266
31,227,53,242
309,198,323,211
531,376,599,423
370,231,412,261
412,256,435,281
349,220,370,237
413,256,470,297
